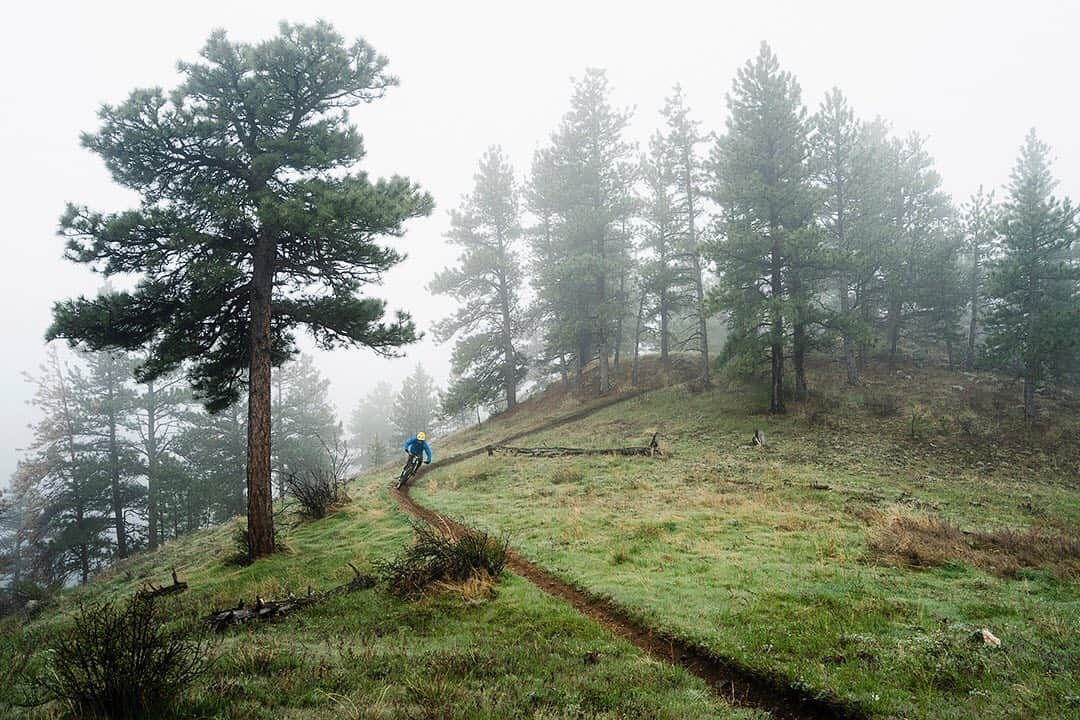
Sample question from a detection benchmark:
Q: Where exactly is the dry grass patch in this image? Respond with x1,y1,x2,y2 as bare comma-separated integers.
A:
868,510,1080,579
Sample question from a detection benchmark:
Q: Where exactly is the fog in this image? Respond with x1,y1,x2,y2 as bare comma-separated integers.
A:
2,0,1077,485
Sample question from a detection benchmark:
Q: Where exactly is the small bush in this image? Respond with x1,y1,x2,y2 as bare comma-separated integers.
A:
286,467,350,520
551,467,584,484
863,391,902,417
376,522,509,598
286,436,352,520
33,594,207,719
227,523,289,566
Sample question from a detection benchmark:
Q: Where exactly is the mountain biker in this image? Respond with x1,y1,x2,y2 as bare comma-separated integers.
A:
403,431,432,466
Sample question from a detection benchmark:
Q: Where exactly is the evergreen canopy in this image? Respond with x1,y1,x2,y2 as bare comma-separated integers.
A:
48,21,433,411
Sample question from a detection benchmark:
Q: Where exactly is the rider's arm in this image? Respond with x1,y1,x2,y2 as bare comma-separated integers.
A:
422,441,432,463
403,438,411,452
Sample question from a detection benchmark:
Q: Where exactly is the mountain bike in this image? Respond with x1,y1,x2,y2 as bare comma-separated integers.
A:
396,453,423,489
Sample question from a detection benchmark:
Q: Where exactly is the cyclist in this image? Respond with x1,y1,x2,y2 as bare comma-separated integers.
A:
403,431,432,467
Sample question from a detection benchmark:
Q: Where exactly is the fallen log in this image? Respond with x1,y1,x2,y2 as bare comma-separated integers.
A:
203,564,375,631
138,568,188,599
487,433,662,458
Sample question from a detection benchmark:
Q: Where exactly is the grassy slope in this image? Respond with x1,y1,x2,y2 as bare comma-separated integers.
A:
0,474,753,719
413,361,1079,720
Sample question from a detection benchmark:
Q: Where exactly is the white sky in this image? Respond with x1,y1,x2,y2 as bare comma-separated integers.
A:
2,0,1078,485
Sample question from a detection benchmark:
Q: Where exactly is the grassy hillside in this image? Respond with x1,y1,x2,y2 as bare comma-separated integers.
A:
412,359,1079,720
0,461,753,718
2,356,1076,719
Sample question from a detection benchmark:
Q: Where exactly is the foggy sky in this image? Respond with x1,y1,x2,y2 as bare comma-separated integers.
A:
2,0,1078,486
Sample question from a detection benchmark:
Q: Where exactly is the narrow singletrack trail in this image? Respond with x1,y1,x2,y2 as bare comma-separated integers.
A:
390,389,867,720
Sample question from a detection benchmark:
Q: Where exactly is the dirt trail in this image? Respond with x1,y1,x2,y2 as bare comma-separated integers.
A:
391,390,866,720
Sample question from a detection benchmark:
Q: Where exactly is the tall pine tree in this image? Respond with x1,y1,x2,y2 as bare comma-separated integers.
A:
431,146,527,413
985,130,1079,418
960,186,1000,369
528,69,637,393
46,22,432,559
708,43,815,411
14,348,113,584
392,365,438,440
659,86,711,384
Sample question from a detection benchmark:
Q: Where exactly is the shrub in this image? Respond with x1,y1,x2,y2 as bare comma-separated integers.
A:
863,391,902,417
33,594,207,719
286,436,352,520
286,467,351,520
227,523,289,566
550,467,584,484
376,522,509,598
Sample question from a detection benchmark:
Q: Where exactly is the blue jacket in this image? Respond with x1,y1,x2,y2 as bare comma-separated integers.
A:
404,436,432,463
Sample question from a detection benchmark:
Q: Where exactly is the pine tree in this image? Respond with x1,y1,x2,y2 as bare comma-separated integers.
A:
528,69,637,393
960,187,1000,369
877,133,958,363
392,365,438,440
133,369,189,549
15,348,113,584
173,402,247,524
46,22,432,559
81,349,142,558
708,42,816,412
431,146,527,413
985,130,1079,418
640,129,692,364
349,381,395,468
812,88,865,385
272,354,341,497
659,86,711,384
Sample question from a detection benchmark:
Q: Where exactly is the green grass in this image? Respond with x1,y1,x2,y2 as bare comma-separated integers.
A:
0,475,754,719
412,362,1080,720
4,358,1077,719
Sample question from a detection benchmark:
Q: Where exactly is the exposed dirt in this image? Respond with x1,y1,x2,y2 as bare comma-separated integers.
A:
391,391,868,720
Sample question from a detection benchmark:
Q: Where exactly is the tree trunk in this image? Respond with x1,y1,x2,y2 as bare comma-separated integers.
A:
246,234,277,560
613,271,625,370
887,299,902,364
575,332,587,386
790,272,808,401
632,285,646,386
857,281,870,370
691,253,710,387
793,320,808,401
498,273,517,410
146,380,159,550
967,248,980,370
107,369,128,559
273,373,285,502
770,235,786,414
598,337,610,394
839,282,858,385
559,353,569,387
1023,372,1037,420
682,134,708,386
231,404,246,517
659,285,670,363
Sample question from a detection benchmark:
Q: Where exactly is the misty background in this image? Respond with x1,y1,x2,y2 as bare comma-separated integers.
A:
2,0,1077,486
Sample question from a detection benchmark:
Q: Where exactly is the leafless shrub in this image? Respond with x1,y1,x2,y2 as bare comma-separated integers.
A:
286,436,352,520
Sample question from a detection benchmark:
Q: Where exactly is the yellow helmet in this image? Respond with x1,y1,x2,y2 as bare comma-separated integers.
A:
417,431,426,441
